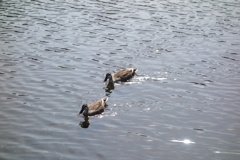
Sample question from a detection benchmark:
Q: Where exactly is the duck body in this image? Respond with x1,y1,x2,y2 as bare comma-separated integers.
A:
79,97,108,116
103,68,137,84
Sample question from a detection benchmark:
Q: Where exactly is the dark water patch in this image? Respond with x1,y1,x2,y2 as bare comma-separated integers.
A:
194,128,204,132
190,82,207,86
222,56,239,61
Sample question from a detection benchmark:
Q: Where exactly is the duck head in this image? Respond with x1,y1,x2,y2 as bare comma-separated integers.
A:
79,104,88,115
103,73,113,83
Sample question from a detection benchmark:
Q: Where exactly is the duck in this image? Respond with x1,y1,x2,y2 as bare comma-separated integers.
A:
103,68,137,85
79,97,108,116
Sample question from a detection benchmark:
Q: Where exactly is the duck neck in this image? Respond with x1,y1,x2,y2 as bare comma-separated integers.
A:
108,76,114,84
83,107,88,116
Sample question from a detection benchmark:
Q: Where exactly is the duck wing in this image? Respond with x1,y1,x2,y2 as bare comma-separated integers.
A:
87,98,108,116
113,68,137,82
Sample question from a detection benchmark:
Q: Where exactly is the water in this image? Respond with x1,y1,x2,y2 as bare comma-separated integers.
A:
0,0,240,159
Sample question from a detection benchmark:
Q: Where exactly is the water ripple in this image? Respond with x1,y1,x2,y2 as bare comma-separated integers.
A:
1,0,240,159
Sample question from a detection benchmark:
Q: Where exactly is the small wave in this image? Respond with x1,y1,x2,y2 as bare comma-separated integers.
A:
98,112,118,118
125,81,141,85
135,76,167,83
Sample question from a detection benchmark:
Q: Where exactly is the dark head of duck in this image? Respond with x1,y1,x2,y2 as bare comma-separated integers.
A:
103,73,112,82
79,104,88,115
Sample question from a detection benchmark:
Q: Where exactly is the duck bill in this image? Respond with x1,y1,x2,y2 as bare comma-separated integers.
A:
103,75,108,82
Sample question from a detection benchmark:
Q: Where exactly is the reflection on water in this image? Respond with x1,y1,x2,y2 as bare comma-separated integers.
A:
0,0,240,159
79,116,90,128
171,139,195,144
104,82,115,95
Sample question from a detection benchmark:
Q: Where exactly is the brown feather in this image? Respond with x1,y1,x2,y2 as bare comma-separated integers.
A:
113,68,137,82
82,97,108,116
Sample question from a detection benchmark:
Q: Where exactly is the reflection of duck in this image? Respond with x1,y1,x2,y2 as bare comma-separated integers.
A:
103,68,137,85
79,116,90,128
79,97,108,116
105,81,115,94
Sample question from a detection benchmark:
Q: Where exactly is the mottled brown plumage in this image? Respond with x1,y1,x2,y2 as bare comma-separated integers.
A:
103,68,137,84
79,97,108,116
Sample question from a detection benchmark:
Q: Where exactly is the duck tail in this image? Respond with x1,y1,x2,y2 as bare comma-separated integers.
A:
132,68,138,75
102,97,108,107
103,97,108,102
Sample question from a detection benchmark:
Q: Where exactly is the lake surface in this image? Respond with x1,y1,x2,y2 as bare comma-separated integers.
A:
0,0,240,159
